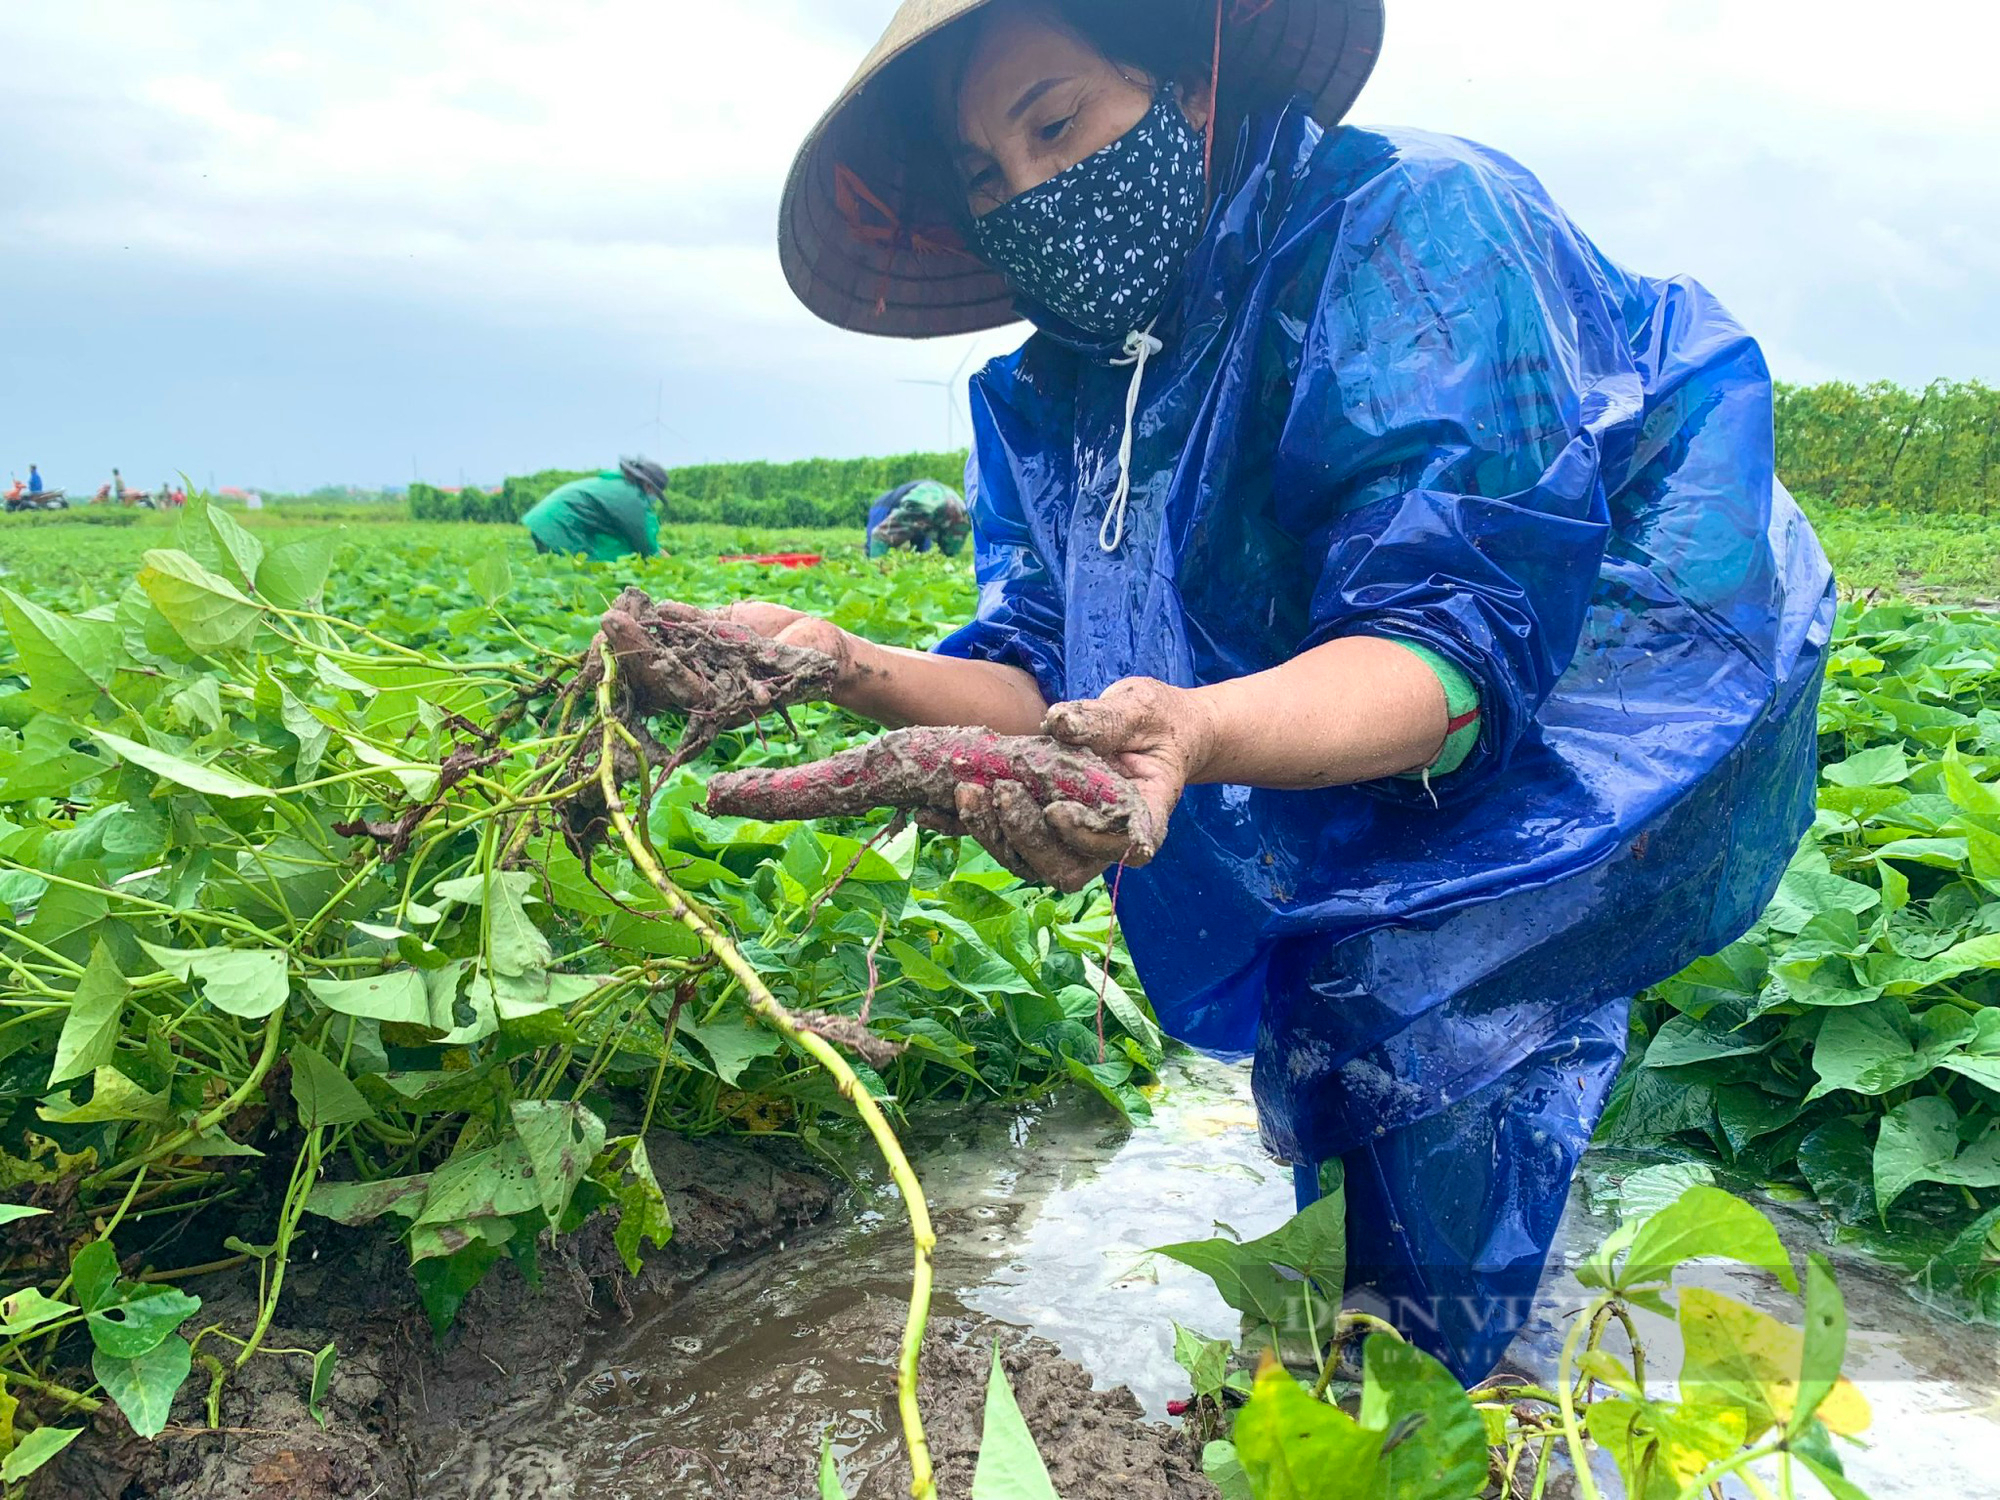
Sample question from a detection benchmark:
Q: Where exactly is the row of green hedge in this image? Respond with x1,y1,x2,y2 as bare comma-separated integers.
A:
406,380,1998,528
1774,379,1997,512
409,452,969,528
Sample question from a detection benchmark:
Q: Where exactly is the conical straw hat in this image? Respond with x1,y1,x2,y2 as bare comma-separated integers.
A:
778,0,1385,339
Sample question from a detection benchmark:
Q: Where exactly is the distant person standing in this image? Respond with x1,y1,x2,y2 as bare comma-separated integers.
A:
27,465,44,495
865,479,970,558
111,467,124,499
521,458,669,563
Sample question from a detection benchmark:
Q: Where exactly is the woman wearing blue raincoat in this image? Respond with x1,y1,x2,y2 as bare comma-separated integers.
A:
737,0,1835,1380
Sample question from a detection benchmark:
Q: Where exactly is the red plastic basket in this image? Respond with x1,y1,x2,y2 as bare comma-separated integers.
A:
717,552,824,569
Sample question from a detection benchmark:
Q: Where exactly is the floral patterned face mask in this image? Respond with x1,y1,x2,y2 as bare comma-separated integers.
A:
970,88,1208,342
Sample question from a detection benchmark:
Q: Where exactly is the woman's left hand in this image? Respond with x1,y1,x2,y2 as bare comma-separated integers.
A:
931,678,1206,893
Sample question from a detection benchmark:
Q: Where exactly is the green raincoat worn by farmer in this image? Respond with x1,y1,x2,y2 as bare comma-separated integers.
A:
866,479,973,558
521,459,669,562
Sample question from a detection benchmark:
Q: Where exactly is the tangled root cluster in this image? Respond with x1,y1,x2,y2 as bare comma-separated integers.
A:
583,589,841,758
554,590,840,847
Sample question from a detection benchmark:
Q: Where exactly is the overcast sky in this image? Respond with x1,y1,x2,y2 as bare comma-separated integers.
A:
3,0,1996,493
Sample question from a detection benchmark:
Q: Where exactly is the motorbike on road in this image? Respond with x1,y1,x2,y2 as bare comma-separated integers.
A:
3,487,68,512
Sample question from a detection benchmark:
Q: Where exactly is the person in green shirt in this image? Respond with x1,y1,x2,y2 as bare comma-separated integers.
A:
521,458,669,562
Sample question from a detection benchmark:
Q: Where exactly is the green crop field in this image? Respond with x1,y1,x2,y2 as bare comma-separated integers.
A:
1,493,1995,1496
10,483,1994,609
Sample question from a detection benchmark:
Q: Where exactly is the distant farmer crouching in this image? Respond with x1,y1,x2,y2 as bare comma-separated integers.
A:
522,458,669,562
865,480,970,559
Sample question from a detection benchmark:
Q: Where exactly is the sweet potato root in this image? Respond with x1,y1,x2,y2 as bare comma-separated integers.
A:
705,727,1158,861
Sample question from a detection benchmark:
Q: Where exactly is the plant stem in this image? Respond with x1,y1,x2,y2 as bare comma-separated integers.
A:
235,1131,325,1369
1555,1299,1608,1500
1529,1434,1555,1500
1309,1312,1402,1400
1671,1440,1786,1500
1605,1302,1646,1389
84,1009,285,1190
6,1369,104,1413
138,1254,251,1283
593,648,937,1500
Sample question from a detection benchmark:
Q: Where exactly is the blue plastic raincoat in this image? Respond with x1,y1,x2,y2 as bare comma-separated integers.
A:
936,105,1836,1377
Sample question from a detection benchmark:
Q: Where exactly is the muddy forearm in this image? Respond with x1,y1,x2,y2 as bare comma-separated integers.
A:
1183,636,1449,790
830,635,1049,735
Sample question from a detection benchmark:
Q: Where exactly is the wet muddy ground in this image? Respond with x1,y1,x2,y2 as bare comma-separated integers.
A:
542,1055,1997,1500
56,1055,1999,1499
53,1133,840,1500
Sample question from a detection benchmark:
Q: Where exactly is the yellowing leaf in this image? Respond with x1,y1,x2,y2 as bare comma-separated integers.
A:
38,1065,173,1125
138,548,262,654
1586,1397,1746,1500
1231,1360,1381,1500
1677,1288,1870,1441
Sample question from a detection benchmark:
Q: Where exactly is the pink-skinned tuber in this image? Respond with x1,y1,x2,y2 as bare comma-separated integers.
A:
704,726,1159,862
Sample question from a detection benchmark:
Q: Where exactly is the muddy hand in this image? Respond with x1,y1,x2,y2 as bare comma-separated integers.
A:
1042,677,1196,866
911,781,1126,893
915,679,1193,892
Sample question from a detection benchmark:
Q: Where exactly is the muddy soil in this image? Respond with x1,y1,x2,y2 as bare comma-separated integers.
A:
50,1133,834,1500
676,1307,1215,1500
51,1127,1213,1500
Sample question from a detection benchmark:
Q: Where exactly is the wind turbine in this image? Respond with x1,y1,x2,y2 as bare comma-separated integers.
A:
640,379,687,456
898,342,982,449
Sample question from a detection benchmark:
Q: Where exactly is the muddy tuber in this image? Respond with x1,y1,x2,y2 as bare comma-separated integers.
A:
704,726,1159,863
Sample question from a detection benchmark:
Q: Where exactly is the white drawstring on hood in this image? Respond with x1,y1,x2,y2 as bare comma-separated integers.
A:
1100,323,1164,553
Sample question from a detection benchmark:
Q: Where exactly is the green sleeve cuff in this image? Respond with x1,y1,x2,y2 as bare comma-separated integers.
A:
1387,641,1481,780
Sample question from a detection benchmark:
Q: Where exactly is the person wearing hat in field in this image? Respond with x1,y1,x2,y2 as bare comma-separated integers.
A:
866,477,973,558
728,0,1833,1380
521,458,670,563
